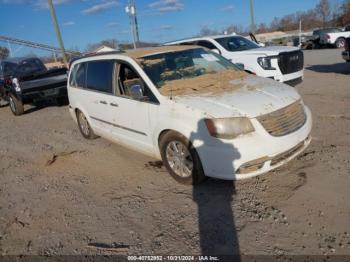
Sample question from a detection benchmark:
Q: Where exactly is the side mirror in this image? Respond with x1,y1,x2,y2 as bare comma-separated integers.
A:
129,84,144,100
211,49,221,55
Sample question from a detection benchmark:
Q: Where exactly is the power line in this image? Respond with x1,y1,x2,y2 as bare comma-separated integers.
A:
0,35,80,56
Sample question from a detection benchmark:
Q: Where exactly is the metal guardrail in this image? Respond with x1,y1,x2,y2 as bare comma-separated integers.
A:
0,35,81,56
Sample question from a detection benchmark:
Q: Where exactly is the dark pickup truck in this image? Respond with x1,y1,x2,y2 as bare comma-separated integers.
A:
0,57,68,115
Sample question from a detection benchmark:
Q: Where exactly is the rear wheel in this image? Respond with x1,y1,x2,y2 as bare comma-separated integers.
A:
336,38,345,48
9,94,24,116
159,131,206,185
76,110,97,139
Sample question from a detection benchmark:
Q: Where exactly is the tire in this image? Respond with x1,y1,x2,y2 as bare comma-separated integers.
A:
336,38,345,49
9,94,24,116
76,110,98,139
159,131,206,185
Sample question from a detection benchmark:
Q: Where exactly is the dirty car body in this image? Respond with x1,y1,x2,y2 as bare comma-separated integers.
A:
68,46,312,183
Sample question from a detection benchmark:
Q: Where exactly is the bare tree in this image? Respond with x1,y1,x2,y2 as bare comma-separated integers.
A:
316,0,331,28
0,46,10,60
86,39,119,52
225,24,244,34
342,0,350,25
198,26,220,37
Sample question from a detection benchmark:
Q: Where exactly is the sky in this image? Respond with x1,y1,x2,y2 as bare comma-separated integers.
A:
0,0,333,55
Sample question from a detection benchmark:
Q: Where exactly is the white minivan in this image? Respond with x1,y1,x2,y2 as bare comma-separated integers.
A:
68,46,312,184
166,35,304,86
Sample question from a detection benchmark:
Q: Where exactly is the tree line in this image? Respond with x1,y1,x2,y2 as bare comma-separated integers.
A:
200,0,350,36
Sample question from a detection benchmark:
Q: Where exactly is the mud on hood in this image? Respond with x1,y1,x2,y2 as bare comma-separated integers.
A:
173,76,301,118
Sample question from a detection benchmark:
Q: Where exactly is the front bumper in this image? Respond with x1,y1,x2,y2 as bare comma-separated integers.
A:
342,51,350,61
273,70,304,85
195,106,312,180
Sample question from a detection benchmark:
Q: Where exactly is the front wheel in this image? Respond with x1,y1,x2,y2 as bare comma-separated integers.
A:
9,94,24,116
336,38,345,48
159,131,206,185
76,110,98,139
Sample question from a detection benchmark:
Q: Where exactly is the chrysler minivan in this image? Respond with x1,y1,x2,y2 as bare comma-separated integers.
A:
67,46,312,184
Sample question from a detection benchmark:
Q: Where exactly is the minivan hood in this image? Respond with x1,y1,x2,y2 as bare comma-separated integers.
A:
238,46,300,56
173,76,301,118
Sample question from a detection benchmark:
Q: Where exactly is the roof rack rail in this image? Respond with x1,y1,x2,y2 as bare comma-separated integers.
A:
68,50,126,67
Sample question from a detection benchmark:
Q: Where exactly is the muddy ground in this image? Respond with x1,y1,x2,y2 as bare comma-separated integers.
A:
0,49,349,256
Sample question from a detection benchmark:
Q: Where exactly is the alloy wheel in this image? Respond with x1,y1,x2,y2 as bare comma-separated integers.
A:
78,112,90,136
165,140,193,178
9,97,16,113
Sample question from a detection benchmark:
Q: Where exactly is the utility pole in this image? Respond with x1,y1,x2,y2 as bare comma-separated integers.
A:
249,0,256,34
7,41,12,57
48,0,68,65
125,0,139,49
299,20,302,48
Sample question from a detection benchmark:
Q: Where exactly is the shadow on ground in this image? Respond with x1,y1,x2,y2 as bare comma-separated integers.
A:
189,120,241,259
306,62,350,75
24,98,69,115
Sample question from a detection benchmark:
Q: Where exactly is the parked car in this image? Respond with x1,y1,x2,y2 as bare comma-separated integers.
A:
320,27,350,48
302,28,342,49
165,35,304,86
342,37,350,62
67,46,312,185
0,57,68,115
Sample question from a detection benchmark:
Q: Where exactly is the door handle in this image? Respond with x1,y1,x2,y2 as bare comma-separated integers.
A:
110,102,119,107
99,101,107,105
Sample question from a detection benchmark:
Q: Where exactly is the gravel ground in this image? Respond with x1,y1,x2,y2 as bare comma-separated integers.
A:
0,49,349,256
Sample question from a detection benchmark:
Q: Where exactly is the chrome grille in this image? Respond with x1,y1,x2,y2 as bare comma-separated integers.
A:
258,101,306,137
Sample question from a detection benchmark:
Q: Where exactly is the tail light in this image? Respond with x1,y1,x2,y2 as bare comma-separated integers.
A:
5,79,12,85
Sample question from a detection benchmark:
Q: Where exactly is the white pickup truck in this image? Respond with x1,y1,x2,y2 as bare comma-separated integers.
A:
320,25,350,48
165,34,304,86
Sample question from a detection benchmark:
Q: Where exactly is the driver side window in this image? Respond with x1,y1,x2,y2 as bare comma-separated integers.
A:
116,62,158,103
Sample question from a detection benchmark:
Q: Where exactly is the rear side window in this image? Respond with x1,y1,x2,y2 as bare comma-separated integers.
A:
16,59,46,76
179,41,195,46
86,60,114,93
3,62,18,77
215,36,259,51
69,62,86,88
196,40,217,50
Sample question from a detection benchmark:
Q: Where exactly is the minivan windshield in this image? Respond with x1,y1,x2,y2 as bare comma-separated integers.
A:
138,47,246,96
215,36,260,52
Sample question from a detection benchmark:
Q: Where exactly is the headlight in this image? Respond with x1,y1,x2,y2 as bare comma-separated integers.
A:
205,117,255,139
12,78,21,92
257,57,276,70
